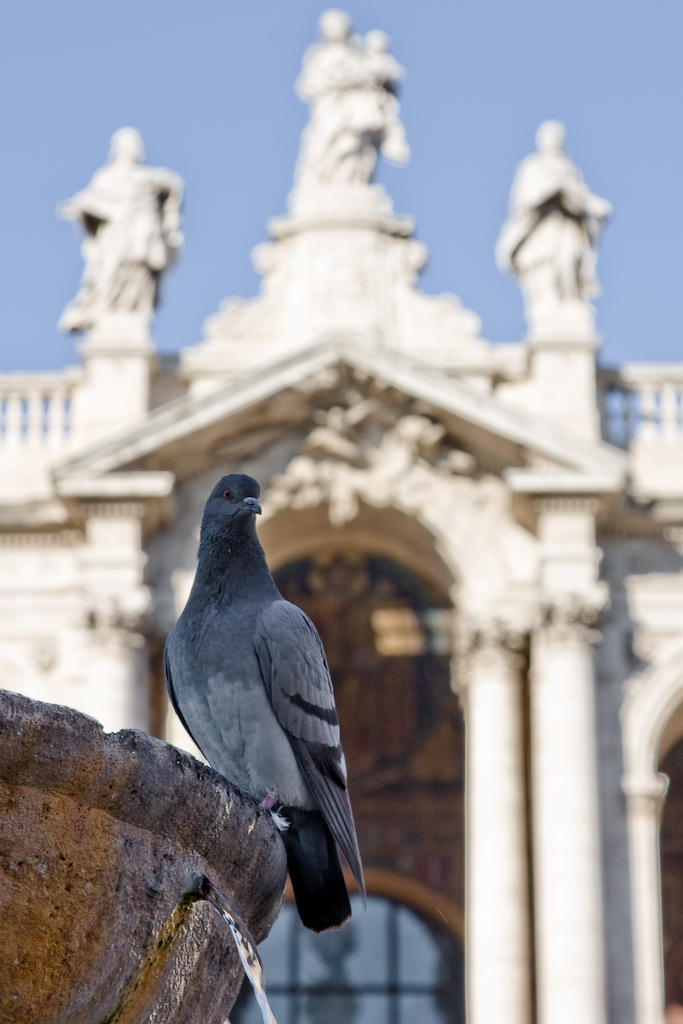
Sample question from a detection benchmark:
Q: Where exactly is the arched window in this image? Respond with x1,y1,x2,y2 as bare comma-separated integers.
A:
231,893,464,1024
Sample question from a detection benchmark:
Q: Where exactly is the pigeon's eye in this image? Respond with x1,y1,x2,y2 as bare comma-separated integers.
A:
222,490,232,500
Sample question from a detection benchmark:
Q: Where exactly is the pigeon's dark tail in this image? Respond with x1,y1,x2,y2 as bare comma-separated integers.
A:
280,807,352,933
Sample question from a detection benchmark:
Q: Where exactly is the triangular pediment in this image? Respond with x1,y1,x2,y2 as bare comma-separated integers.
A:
53,337,627,496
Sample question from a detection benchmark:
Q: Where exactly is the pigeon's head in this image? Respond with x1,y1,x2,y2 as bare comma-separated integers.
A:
203,475,262,534
199,476,263,551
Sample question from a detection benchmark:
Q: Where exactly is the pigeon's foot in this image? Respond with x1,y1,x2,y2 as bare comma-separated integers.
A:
270,809,290,832
259,794,289,831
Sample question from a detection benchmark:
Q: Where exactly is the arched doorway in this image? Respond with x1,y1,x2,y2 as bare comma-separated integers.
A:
234,547,466,1022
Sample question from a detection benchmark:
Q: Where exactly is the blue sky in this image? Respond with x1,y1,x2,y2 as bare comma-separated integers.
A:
2,0,682,371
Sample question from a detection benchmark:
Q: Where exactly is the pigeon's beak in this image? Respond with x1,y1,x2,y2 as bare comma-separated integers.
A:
243,497,262,515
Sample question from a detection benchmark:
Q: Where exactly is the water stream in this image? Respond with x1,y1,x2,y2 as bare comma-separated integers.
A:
199,876,279,1024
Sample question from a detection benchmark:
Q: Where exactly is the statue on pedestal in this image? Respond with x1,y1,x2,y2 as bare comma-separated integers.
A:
496,121,611,337
58,128,183,334
294,9,409,190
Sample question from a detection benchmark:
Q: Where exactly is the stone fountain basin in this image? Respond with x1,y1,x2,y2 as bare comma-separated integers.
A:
0,688,287,1024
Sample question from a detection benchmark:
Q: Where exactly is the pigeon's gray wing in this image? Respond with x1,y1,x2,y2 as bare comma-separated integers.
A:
255,599,365,897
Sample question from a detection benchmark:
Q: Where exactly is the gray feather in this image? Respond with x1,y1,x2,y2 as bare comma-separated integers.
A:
255,601,341,748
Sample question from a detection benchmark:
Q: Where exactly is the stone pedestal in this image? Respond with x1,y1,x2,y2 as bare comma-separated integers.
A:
462,628,531,1024
71,314,154,443
528,333,602,440
180,182,488,393
0,688,286,1024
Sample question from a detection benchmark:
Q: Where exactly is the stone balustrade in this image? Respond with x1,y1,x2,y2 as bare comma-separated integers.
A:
0,369,81,451
599,364,683,448
5,360,683,461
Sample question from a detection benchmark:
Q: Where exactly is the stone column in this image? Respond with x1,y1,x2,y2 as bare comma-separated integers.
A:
622,773,668,1024
80,502,151,733
531,498,607,1024
531,603,606,1024
460,625,532,1024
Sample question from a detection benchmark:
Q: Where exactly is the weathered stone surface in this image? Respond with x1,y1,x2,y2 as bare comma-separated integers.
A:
0,688,287,1024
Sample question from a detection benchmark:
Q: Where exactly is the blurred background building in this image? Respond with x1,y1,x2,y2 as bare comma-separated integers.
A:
1,9,682,1024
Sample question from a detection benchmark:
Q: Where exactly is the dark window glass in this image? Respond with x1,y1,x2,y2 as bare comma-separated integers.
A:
231,895,465,1024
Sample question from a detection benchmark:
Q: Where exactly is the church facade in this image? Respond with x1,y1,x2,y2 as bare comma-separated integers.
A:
2,11,682,1024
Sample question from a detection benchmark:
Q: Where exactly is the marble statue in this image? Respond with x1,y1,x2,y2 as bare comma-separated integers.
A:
496,121,611,336
59,128,183,333
294,9,409,189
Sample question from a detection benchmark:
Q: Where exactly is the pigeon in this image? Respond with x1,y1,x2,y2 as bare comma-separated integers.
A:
164,473,365,932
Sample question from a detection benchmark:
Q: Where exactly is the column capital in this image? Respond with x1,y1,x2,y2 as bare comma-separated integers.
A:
534,585,609,644
456,618,529,655
454,618,529,695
